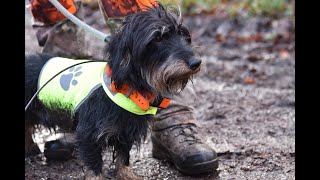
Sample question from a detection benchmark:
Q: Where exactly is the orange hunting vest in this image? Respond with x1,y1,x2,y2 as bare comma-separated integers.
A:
29,0,157,24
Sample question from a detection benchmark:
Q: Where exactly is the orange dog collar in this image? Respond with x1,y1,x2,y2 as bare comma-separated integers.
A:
105,65,170,111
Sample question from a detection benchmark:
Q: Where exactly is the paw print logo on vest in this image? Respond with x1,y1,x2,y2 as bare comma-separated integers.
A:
60,66,82,91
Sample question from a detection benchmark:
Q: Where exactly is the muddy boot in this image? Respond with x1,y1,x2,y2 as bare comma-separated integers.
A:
42,130,76,161
44,139,75,161
31,1,91,59
152,103,218,175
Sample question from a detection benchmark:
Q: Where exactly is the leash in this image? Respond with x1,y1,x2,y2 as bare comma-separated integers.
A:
48,0,111,43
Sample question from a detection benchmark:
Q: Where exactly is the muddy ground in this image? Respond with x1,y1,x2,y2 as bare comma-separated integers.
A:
25,2,295,180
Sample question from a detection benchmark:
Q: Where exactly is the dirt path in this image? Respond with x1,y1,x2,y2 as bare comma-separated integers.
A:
25,2,295,179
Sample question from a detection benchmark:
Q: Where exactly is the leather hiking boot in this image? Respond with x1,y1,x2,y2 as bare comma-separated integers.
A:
44,139,75,161
151,104,218,175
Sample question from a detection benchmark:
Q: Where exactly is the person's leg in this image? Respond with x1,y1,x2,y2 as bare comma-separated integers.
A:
30,0,91,58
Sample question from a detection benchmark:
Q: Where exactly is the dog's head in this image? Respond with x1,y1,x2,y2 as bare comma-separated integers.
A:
106,3,201,96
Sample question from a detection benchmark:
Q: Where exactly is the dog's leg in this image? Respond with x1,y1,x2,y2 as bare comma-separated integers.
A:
76,131,105,179
25,124,41,156
115,143,142,180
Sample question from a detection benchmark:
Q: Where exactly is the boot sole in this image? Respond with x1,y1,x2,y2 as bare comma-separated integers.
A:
151,136,219,175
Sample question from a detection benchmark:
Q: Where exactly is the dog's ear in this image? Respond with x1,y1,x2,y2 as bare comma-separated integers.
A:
106,24,134,89
106,13,154,90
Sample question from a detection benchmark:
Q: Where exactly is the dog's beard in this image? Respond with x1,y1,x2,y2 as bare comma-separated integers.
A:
165,76,190,94
143,59,199,96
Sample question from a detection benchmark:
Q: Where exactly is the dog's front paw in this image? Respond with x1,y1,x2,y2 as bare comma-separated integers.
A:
116,165,142,180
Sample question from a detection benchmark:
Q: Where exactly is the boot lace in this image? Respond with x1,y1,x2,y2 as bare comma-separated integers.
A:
169,124,203,145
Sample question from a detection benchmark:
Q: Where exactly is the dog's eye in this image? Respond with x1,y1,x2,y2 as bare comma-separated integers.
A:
183,34,192,44
183,35,191,44
179,29,192,44
154,36,162,42
186,37,192,44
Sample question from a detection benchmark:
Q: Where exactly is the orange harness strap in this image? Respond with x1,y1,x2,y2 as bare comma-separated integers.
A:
105,66,170,111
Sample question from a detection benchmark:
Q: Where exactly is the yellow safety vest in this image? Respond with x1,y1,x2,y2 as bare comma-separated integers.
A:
38,57,158,115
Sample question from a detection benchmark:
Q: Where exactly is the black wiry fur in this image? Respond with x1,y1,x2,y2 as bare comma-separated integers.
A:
25,3,201,178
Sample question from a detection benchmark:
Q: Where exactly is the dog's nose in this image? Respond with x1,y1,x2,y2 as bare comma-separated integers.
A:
187,58,201,70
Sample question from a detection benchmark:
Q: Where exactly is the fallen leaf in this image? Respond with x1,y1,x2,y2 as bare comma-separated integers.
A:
215,34,226,43
259,153,269,158
279,49,290,59
238,33,264,43
244,77,256,84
